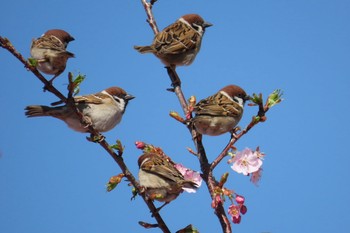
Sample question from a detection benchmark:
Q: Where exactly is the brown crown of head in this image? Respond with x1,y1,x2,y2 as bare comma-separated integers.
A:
44,29,75,43
181,14,213,28
104,86,135,101
220,85,248,101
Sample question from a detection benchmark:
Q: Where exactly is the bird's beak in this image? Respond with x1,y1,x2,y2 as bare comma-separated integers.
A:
203,21,213,28
244,95,252,101
125,94,135,101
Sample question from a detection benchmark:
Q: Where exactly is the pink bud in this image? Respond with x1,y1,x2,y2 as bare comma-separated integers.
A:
235,195,245,204
135,141,145,149
232,215,241,224
240,205,248,215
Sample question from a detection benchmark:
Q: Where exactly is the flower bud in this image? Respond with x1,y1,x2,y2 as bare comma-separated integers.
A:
240,205,248,215
135,141,145,149
232,215,241,224
235,195,245,205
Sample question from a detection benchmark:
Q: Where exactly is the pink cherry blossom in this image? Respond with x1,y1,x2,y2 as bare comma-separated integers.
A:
228,204,241,224
228,202,247,224
230,148,263,175
174,163,202,193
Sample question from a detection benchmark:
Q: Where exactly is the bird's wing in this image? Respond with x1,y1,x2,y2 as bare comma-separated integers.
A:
74,93,106,104
194,94,242,117
141,155,184,183
153,21,200,55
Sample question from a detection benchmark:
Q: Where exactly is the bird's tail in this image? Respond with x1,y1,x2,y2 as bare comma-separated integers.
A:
134,45,155,54
25,105,61,117
182,180,199,193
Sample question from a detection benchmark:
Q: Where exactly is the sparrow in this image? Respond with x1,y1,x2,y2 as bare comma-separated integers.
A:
25,86,134,133
134,14,212,68
138,152,198,207
30,29,75,84
192,85,249,136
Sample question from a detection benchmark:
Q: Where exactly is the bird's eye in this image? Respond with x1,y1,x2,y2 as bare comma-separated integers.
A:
114,97,121,103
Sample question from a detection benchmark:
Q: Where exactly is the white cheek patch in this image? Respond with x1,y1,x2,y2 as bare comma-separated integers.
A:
220,91,244,107
233,96,244,107
102,90,126,112
179,18,204,36
140,157,150,167
192,23,204,35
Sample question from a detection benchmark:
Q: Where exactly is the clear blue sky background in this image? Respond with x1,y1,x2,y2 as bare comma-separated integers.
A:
1,1,350,232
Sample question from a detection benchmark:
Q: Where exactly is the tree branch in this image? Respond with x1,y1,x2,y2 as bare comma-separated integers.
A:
0,37,67,101
138,3,232,232
0,35,171,233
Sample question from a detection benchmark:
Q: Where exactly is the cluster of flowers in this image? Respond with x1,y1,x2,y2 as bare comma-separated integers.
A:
228,195,247,224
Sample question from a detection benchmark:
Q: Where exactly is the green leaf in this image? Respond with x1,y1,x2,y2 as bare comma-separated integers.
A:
176,224,199,233
28,58,38,67
250,93,263,105
106,173,124,192
267,89,283,108
110,140,124,154
106,182,118,192
131,187,138,200
72,74,86,96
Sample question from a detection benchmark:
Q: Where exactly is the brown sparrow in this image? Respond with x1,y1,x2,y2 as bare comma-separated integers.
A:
25,86,134,133
30,29,75,84
134,14,212,67
192,85,249,136
138,152,199,205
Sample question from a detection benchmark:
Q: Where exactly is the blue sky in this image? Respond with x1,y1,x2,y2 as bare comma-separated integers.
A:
1,0,350,232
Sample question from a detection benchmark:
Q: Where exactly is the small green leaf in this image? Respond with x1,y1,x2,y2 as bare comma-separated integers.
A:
106,174,124,192
131,187,138,200
250,93,263,105
110,140,124,154
106,182,118,192
28,58,38,67
267,89,283,108
254,116,261,123
72,74,86,96
176,224,199,233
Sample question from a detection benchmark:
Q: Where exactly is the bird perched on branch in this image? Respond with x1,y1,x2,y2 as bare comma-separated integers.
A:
30,29,75,84
134,14,212,68
192,85,249,136
25,86,134,133
138,152,199,209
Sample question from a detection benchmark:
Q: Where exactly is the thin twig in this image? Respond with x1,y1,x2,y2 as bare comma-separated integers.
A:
140,0,159,34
